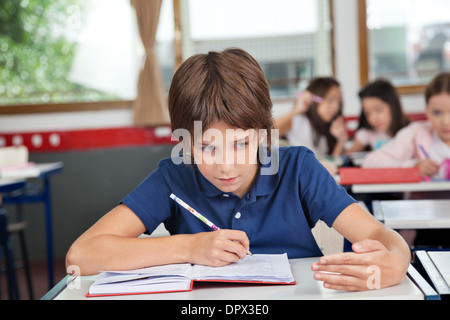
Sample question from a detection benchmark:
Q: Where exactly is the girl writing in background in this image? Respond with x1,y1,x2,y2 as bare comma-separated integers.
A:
363,73,450,181
363,73,450,246
346,79,410,154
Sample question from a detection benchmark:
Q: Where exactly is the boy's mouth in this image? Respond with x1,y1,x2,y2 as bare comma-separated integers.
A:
218,177,238,184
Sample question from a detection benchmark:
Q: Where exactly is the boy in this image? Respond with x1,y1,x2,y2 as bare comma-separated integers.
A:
66,48,410,291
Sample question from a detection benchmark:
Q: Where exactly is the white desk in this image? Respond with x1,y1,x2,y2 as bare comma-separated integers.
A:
351,180,450,194
415,251,450,298
43,257,427,300
373,199,450,229
0,178,26,193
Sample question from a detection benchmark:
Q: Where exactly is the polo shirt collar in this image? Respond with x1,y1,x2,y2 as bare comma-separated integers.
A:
254,147,279,196
254,169,278,196
195,168,224,197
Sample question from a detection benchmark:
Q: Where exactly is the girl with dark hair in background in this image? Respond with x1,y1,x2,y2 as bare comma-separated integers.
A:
275,77,347,158
346,79,410,154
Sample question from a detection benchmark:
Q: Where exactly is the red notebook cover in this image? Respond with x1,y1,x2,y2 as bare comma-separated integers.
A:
85,278,296,298
85,253,296,298
339,167,421,185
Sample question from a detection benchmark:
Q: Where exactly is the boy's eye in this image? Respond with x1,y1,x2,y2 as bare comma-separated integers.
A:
202,145,215,152
236,141,248,149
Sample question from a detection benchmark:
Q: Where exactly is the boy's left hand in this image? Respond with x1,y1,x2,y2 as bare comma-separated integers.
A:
311,239,408,291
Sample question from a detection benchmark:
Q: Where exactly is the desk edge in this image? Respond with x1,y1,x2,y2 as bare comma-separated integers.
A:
41,274,70,300
372,200,384,223
416,251,450,296
407,264,440,300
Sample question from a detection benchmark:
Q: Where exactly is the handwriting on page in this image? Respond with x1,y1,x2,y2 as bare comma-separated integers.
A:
193,255,275,278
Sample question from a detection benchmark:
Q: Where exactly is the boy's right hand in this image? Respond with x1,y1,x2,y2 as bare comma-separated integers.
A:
187,230,250,267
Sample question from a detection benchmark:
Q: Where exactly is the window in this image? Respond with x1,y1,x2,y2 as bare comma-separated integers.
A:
359,0,450,92
163,0,334,99
2,0,335,113
0,0,141,108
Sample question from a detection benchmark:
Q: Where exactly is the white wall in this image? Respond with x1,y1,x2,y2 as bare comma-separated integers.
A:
0,109,134,133
1,0,427,133
333,0,360,116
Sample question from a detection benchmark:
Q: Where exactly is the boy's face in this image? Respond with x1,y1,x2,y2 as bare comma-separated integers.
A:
192,121,260,198
426,93,450,145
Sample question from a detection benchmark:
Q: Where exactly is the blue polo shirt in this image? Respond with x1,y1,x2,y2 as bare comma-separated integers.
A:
121,146,356,258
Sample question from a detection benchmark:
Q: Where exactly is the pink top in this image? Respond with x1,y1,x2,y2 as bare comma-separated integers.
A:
362,121,434,168
354,128,390,150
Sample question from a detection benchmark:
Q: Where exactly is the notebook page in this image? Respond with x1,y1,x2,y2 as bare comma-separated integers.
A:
88,263,193,295
192,253,294,283
89,275,192,295
95,263,192,285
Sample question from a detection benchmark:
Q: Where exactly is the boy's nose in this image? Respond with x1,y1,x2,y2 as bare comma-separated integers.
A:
216,148,235,172
218,161,234,174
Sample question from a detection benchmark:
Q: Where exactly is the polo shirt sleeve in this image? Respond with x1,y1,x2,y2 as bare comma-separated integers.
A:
121,166,172,234
299,149,356,228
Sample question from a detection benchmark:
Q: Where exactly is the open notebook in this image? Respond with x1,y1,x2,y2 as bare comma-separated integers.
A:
87,253,295,297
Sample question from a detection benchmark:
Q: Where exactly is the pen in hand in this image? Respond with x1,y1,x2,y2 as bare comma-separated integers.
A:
170,193,252,256
418,144,440,180
418,144,430,159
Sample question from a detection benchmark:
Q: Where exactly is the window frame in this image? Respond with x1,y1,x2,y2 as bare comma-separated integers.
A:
0,100,133,115
1,0,336,115
358,0,427,95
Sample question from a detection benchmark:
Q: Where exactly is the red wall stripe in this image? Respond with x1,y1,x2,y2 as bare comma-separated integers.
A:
0,113,427,153
0,126,175,153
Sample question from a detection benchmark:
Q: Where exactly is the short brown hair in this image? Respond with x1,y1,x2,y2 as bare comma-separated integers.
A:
168,48,274,145
425,72,450,104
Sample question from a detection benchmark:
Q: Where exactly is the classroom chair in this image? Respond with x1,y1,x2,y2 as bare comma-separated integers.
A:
0,208,17,300
5,205,34,300
0,207,34,300
0,146,34,299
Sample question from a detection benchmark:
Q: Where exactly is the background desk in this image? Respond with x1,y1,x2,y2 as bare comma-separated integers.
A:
351,180,450,194
0,179,26,194
373,199,450,229
415,251,450,299
0,178,27,299
2,162,63,288
43,257,428,300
